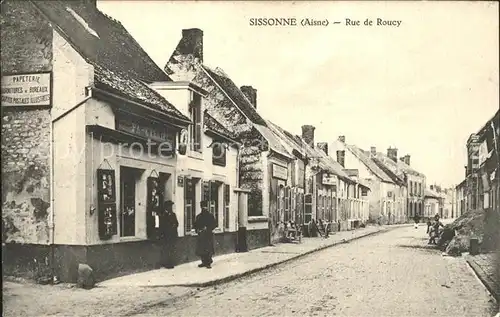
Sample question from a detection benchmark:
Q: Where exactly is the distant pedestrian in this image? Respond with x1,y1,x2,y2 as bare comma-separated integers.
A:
159,200,178,269
194,200,217,269
413,214,421,229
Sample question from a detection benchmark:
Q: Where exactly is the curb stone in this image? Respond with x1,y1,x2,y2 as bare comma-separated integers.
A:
466,257,500,304
143,227,392,288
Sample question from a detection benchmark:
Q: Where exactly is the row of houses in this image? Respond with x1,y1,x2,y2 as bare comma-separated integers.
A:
1,0,373,283
1,0,435,283
454,109,499,250
455,109,500,217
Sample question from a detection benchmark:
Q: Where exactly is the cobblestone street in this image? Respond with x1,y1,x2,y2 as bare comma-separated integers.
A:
134,226,497,317
3,225,499,317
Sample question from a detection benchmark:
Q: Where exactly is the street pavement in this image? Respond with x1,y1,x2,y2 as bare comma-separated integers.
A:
98,225,386,288
133,225,497,317
3,224,498,317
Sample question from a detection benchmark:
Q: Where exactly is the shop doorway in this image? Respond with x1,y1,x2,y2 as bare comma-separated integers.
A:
120,166,144,237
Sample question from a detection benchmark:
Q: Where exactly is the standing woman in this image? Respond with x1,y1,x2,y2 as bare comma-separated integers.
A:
194,200,217,269
159,200,178,269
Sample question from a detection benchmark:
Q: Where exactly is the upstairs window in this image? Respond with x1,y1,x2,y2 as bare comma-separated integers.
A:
189,92,202,152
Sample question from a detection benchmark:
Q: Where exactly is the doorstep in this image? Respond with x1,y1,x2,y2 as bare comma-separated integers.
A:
98,226,387,288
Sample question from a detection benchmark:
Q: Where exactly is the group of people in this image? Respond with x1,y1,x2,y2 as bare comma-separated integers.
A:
157,200,217,269
413,213,444,245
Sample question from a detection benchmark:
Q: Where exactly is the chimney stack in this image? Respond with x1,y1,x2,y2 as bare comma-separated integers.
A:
301,125,315,148
387,147,398,162
338,135,346,143
180,28,203,62
165,28,203,80
370,146,376,156
240,86,257,109
317,142,328,155
402,154,411,166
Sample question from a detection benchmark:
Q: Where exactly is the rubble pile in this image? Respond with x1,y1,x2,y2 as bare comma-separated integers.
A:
443,208,486,255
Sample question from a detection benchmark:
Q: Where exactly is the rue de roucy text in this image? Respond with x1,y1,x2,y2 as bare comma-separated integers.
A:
249,18,402,27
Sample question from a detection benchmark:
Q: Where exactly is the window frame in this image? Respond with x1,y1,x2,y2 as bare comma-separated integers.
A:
189,91,202,153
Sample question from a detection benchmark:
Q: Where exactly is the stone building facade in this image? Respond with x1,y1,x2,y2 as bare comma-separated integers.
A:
329,139,406,224
165,28,298,245
2,0,245,282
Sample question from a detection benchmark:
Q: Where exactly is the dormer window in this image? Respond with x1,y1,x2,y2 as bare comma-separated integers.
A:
189,91,202,152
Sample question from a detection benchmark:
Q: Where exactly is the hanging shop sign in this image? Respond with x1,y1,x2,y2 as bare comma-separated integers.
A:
1,72,52,107
322,173,338,186
272,164,288,180
97,169,117,239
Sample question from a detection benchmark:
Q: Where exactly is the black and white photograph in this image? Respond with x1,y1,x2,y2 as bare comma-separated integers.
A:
1,0,499,316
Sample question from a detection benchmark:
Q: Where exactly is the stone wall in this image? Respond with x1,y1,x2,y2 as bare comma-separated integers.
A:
1,0,53,246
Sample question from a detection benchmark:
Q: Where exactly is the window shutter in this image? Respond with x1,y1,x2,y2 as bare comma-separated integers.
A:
291,188,296,224
304,193,313,223
224,184,230,229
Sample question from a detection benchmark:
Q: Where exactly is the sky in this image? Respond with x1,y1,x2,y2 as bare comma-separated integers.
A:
98,1,499,188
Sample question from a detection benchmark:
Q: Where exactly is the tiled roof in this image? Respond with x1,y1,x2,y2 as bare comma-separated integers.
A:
267,121,307,158
374,152,424,177
372,157,406,186
203,110,238,142
33,1,188,121
34,1,169,82
201,65,268,126
295,137,353,182
265,121,353,180
253,124,293,159
94,64,189,121
345,145,394,183
425,188,440,199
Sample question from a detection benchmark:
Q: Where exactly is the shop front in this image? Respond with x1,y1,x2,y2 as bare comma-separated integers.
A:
269,161,290,244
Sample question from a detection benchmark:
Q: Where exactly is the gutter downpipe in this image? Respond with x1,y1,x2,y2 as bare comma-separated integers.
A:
50,92,92,282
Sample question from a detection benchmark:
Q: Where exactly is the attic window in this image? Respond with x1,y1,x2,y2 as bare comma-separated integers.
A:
66,7,100,39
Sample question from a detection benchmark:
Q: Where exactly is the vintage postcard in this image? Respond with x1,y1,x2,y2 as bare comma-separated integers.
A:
1,0,499,316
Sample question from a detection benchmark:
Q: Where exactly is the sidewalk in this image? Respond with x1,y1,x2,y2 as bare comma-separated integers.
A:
466,252,500,304
99,224,399,288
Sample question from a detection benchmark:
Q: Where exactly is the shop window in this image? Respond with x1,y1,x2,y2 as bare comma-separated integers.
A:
224,184,230,229
189,92,202,152
304,193,313,223
120,167,143,237
212,143,227,167
184,177,199,234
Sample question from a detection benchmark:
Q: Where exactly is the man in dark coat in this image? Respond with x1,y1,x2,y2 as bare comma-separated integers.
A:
159,200,178,269
194,200,217,269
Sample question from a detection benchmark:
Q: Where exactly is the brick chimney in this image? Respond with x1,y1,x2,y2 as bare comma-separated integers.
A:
402,154,411,166
301,125,315,148
338,135,346,143
387,147,398,162
240,86,257,109
165,28,203,81
370,146,376,156
317,142,328,155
